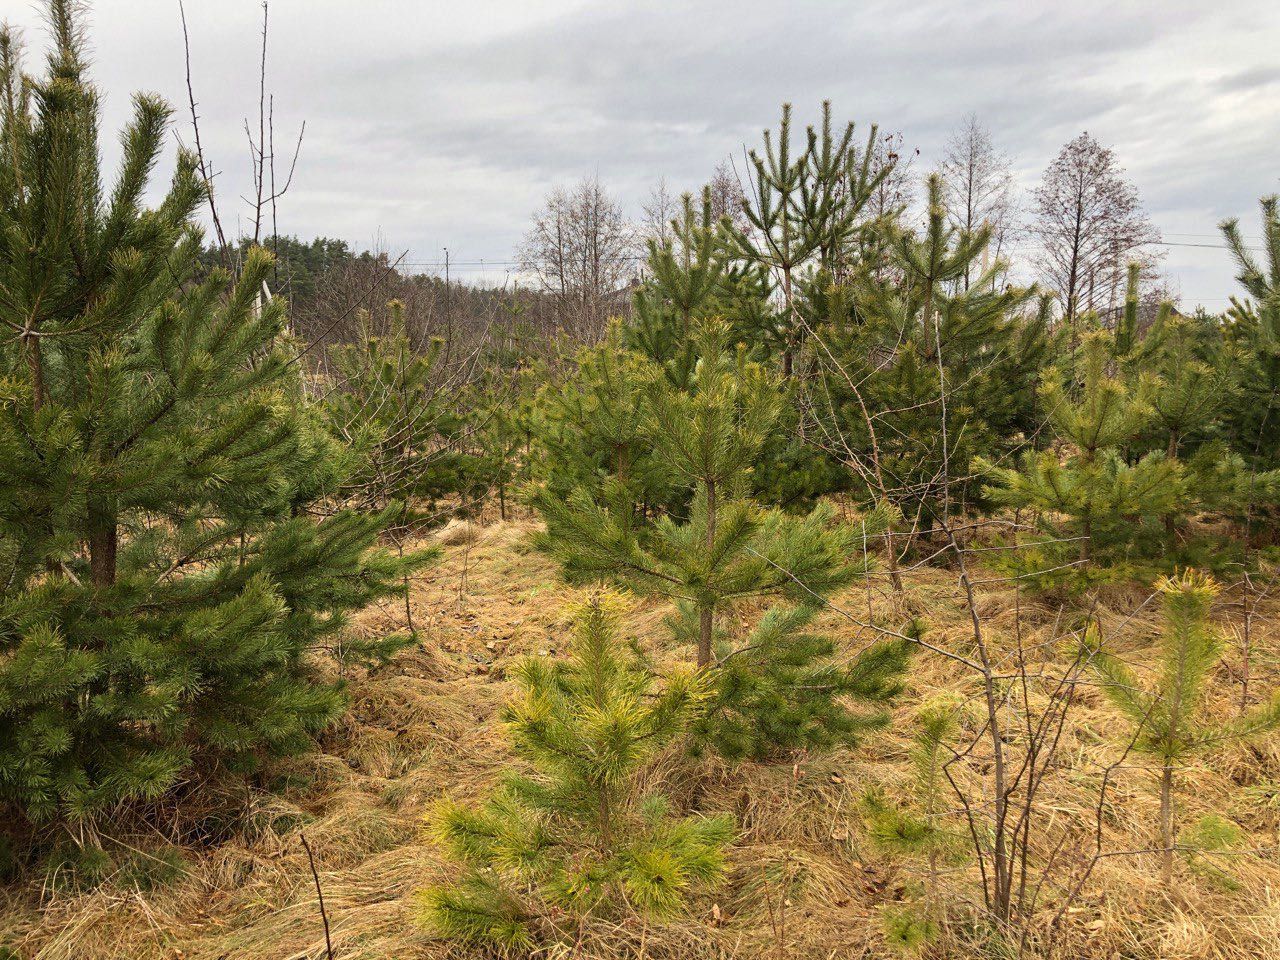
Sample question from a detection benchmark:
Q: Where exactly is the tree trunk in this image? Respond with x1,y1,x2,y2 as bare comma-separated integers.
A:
24,333,45,413
1163,429,1180,538
87,496,118,588
698,479,717,669
615,444,631,485
1159,763,1174,888
782,265,796,379
885,531,904,596
697,603,714,670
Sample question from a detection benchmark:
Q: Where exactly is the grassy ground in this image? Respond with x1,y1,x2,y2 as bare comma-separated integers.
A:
4,517,1280,959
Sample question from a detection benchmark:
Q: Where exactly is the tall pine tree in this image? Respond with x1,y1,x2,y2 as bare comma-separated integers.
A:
815,174,1044,530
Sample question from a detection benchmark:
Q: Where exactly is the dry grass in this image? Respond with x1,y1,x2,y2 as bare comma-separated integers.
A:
4,519,1280,959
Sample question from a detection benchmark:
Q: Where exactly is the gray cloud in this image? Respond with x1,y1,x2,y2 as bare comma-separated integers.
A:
1214,66,1280,93
4,0,1277,301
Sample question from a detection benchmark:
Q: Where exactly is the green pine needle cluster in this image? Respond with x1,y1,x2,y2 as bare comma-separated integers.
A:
694,604,914,761
419,593,733,948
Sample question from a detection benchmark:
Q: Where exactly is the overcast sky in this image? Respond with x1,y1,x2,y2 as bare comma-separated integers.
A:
6,0,1279,307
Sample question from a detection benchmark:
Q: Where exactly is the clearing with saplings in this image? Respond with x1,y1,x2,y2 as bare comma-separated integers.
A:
3,2,1280,958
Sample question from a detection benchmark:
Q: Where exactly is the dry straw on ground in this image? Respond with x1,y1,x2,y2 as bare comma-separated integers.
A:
4,519,1280,959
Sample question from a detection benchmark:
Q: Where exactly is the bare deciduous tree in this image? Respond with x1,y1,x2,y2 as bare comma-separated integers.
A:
939,113,1015,288
1030,132,1160,326
706,159,748,232
641,176,677,249
866,129,917,223
518,175,636,340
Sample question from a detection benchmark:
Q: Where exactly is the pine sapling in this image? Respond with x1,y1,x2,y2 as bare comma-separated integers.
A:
533,319,911,760
979,332,1179,582
419,594,733,949
863,701,965,950
1087,571,1280,887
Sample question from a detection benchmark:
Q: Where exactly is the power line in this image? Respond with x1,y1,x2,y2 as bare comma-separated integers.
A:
396,237,1263,270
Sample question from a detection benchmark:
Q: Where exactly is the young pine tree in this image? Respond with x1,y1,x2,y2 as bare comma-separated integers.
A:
730,102,887,375
0,7,424,826
979,331,1179,578
469,365,538,522
534,319,911,759
694,603,910,761
816,174,1044,527
532,325,680,527
627,187,728,388
539,319,843,666
862,702,964,952
1220,196,1280,473
1087,572,1280,887
627,179,846,511
420,594,733,949
1124,272,1280,550
325,300,469,532
730,102,817,375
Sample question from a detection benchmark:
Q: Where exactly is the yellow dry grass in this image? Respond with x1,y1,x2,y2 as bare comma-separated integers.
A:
4,518,1280,959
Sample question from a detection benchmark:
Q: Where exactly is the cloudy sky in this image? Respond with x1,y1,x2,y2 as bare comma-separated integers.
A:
6,0,1279,306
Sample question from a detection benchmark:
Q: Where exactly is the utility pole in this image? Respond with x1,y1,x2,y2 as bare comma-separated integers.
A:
443,246,453,366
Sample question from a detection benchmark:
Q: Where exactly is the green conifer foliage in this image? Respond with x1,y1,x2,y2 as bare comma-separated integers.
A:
1113,263,1142,359
469,364,538,522
420,594,733,949
818,174,1043,522
1144,310,1226,460
533,319,910,758
532,326,679,525
1128,282,1280,549
730,102,889,374
628,187,728,388
326,300,469,531
733,102,814,375
1115,264,1233,470
539,320,855,665
0,6,425,825
979,332,1180,577
627,184,846,511
1087,572,1280,887
862,702,964,950
1220,196,1280,472
694,604,910,761
983,273,1280,584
